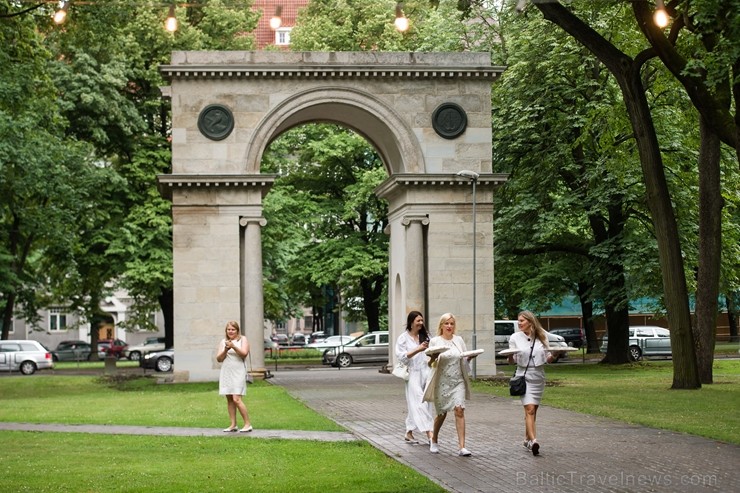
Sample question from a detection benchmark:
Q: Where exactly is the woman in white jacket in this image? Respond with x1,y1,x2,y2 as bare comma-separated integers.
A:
507,310,561,455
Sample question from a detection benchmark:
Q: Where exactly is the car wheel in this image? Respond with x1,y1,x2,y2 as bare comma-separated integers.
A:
129,351,141,361
336,353,353,368
20,361,37,375
629,346,642,361
156,356,173,372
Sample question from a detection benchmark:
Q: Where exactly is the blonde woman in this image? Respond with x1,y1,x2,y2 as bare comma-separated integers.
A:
423,313,478,456
507,310,560,455
216,321,252,432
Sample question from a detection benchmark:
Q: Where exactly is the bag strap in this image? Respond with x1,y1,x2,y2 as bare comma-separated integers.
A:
522,339,535,376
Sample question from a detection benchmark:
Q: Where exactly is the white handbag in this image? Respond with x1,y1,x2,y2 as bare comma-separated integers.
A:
391,362,409,381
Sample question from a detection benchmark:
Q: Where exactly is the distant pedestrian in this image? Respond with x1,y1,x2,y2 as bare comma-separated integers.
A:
423,313,479,456
216,320,252,433
507,310,563,455
395,310,434,444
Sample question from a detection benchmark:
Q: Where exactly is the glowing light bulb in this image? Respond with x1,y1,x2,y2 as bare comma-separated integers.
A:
165,4,178,32
653,8,669,28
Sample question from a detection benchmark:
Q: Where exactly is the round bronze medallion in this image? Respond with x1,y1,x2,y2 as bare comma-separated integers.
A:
432,103,467,140
197,104,234,141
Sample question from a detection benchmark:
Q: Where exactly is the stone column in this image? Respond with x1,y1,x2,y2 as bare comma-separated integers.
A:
240,217,267,379
402,215,429,317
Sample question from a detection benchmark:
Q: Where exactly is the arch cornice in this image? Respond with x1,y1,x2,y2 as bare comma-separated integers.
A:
244,86,424,175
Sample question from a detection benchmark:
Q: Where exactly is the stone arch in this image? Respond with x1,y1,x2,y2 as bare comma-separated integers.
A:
245,87,424,175
158,51,507,382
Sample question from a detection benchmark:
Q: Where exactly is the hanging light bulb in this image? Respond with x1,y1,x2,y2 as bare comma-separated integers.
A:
165,4,178,32
653,0,670,28
269,6,283,30
394,3,409,32
53,1,69,25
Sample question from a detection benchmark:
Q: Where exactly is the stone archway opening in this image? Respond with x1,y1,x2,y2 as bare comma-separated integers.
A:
158,51,507,382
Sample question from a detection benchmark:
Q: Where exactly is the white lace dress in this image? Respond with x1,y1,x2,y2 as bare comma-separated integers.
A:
395,331,434,434
219,337,247,396
509,331,550,406
424,335,471,415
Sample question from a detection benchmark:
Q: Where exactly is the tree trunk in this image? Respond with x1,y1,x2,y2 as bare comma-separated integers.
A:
536,1,700,389
694,118,723,383
577,282,599,353
158,287,174,349
1,294,15,340
727,294,739,343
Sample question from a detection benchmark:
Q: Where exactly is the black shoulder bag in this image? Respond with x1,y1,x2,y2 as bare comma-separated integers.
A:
509,339,535,396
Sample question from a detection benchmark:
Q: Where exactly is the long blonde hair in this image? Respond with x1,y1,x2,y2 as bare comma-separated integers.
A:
518,310,548,347
436,313,456,336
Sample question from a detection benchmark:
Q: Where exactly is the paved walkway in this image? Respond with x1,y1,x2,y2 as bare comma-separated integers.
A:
3,367,738,492
269,367,739,493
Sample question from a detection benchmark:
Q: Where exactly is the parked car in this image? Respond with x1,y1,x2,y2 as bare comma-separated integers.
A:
271,334,290,346
307,331,326,344
124,337,166,361
291,333,307,346
51,340,107,362
306,335,354,351
493,320,569,362
600,326,672,361
264,338,278,357
99,339,128,359
548,328,585,348
0,340,54,375
140,348,174,372
323,331,389,368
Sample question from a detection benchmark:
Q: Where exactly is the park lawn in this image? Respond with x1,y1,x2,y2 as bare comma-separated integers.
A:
0,431,441,493
474,359,740,445
0,375,444,493
0,375,343,431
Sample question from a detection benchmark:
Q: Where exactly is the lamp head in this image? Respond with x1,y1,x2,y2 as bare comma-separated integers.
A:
456,170,480,180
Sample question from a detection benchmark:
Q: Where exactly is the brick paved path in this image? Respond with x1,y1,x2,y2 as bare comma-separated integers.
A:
271,367,739,493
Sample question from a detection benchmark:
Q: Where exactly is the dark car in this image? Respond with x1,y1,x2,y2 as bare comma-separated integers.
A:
140,348,174,372
549,328,585,348
99,339,128,359
52,340,107,361
291,333,307,346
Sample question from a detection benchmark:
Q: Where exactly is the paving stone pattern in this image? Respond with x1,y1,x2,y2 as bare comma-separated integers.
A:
271,367,739,493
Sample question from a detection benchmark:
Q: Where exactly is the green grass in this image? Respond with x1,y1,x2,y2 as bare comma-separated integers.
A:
475,359,740,444
0,432,438,493
0,375,444,493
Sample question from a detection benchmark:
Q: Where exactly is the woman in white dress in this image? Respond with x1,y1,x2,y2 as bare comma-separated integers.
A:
507,310,561,455
395,310,434,444
423,313,478,457
216,320,252,432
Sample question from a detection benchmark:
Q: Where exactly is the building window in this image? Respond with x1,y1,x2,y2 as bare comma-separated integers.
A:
49,309,68,332
275,28,291,46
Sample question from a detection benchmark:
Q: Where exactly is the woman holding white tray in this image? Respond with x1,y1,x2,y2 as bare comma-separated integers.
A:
422,313,476,457
395,310,434,444
507,310,558,456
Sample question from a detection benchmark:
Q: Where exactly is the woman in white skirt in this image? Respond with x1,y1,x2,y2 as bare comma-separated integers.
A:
395,310,434,444
507,310,562,456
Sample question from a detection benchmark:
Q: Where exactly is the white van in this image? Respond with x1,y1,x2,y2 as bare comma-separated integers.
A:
494,320,568,362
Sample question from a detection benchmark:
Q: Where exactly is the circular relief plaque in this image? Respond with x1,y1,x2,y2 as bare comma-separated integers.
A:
197,104,234,141
432,103,467,139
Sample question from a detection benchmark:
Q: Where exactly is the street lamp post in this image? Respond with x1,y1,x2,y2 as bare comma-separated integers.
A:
457,170,479,379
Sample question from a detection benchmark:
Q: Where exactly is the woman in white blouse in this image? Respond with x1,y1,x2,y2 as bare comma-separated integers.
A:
395,310,434,444
507,310,562,456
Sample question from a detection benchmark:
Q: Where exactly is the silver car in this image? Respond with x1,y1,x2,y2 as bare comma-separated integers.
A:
323,331,389,368
600,326,672,361
0,340,54,375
